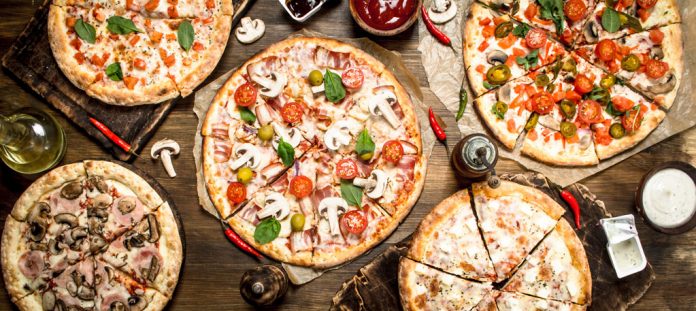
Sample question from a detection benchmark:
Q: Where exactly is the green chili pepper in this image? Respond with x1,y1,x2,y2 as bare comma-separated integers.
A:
456,88,467,121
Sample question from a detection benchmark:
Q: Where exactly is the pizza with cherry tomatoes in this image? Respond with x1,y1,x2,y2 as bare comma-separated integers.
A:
201,37,424,267
47,0,233,105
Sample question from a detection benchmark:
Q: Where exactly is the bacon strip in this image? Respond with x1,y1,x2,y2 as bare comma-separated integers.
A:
246,56,281,79
289,228,315,253
314,46,354,69
213,139,232,163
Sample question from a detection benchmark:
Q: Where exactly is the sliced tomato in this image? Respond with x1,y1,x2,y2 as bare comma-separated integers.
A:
649,29,664,44
226,182,246,204
234,82,257,107
289,175,313,198
611,96,635,112
577,100,603,124
281,102,304,123
645,59,668,79
531,92,554,115
525,28,547,49
341,67,364,89
524,3,538,20
637,0,657,9
341,210,367,235
595,39,617,62
382,140,404,163
573,74,594,94
336,158,359,179
622,108,644,132
564,0,588,22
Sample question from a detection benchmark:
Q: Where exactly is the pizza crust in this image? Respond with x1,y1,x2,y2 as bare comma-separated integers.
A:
649,24,683,109
472,180,566,221
151,202,184,298
11,162,86,221
86,76,179,106
595,108,666,160
227,216,313,266
47,5,96,94
1,218,34,303
84,160,164,210
520,133,600,167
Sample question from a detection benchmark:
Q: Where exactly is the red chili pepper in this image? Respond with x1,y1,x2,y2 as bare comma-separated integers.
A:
88,117,134,154
560,189,581,229
428,107,446,141
214,207,263,259
421,6,452,47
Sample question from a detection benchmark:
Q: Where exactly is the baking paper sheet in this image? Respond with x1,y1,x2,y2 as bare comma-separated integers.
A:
419,0,696,186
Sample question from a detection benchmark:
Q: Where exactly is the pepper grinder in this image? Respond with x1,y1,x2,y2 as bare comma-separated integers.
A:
451,133,500,188
240,265,289,306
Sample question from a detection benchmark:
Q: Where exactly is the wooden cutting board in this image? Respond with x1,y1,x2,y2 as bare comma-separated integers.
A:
330,173,655,311
1,0,253,161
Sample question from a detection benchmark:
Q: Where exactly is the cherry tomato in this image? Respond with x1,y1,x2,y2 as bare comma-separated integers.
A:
341,67,364,89
524,3,538,20
637,0,657,9
564,0,588,22
577,100,603,124
525,28,548,49
382,140,404,163
280,102,304,123
573,74,594,94
531,92,554,115
289,175,313,199
645,59,668,79
226,182,246,204
234,82,257,107
611,96,635,112
336,158,359,179
622,108,644,132
595,39,617,62
340,210,367,235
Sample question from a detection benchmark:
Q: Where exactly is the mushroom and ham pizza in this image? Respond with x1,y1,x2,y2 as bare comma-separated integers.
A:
47,0,232,105
201,37,425,267
399,181,591,310
464,1,682,166
1,161,183,310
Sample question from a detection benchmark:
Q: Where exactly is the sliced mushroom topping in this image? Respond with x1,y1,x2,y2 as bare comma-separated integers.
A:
29,222,47,242
317,197,349,236
88,218,105,236
77,284,96,300
29,242,48,251
353,169,389,199
110,301,128,311
93,193,114,209
367,91,401,129
117,197,137,215
123,231,145,251
230,143,261,170
578,132,592,151
324,121,353,151
271,123,302,149
88,207,109,220
89,235,108,254
71,227,88,241
256,192,290,220
146,256,160,282
128,295,149,309
649,46,664,60
104,253,128,269
105,266,116,284
251,73,287,98
67,279,78,297
53,300,67,311
42,290,56,311
538,114,561,131
55,213,79,228
583,21,599,43
496,82,512,103
29,202,51,223
486,50,508,66
428,0,457,24
48,239,64,255
643,71,677,96
145,214,160,243
86,176,109,194
61,182,84,200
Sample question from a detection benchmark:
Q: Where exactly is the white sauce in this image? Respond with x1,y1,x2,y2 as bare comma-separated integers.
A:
642,168,696,228
610,239,642,271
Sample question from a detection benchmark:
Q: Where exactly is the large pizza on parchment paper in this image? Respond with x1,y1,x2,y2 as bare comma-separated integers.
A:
464,0,682,166
1,161,183,310
201,37,426,268
399,181,592,310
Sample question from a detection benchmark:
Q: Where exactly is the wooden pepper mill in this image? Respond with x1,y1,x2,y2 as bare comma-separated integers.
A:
240,265,289,306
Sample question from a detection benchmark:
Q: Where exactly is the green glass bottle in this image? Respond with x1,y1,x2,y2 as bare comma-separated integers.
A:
0,107,66,174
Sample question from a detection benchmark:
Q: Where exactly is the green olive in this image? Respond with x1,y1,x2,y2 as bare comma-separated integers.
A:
308,70,324,86
359,152,373,161
560,121,577,138
621,54,641,72
291,213,305,232
600,74,616,89
562,59,577,73
560,100,577,119
609,123,626,139
237,167,254,184
525,113,539,131
495,21,514,38
535,74,550,87
486,65,512,85
258,124,274,141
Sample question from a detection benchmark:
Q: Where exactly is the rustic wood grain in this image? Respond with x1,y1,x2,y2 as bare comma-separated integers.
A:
1,0,695,310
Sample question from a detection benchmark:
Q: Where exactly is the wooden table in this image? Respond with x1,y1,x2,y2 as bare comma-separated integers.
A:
1,0,695,310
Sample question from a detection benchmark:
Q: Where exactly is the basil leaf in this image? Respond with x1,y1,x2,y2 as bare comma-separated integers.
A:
355,129,375,157
511,0,520,15
516,49,539,70
605,103,623,117
277,138,294,167
602,8,620,33
106,16,142,35
105,62,123,81
341,180,363,207
239,107,256,124
512,24,531,38
254,217,281,244
538,0,565,33
74,19,96,44
177,20,194,51
323,70,346,103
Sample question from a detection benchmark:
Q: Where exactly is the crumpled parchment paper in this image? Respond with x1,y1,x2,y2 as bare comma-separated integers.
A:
193,29,436,284
419,0,696,186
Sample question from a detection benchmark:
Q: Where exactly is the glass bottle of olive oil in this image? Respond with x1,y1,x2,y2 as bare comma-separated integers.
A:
0,107,66,174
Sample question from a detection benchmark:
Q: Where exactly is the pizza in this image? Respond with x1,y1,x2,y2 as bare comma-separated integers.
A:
465,1,682,166
398,181,591,310
47,0,233,106
1,161,183,310
201,37,425,267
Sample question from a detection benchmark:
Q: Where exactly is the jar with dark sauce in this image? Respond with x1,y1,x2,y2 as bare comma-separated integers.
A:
451,133,500,186
351,0,418,31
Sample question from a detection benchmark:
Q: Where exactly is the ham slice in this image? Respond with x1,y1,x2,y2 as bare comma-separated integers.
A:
246,56,282,78
314,46,354,69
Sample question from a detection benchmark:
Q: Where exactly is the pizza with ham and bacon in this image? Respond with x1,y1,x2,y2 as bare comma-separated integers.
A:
47,0,232,106
399,181,591,310
1,161,183,310
201,37,425,267
465,0,682,166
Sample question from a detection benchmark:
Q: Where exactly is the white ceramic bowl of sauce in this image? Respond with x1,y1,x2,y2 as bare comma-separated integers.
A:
279,0,325,22
635,161,696,234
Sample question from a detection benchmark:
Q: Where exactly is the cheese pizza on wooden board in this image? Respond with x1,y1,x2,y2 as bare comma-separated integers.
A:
1,161,183,310
47,0,233,106
201,37,425,268
464,0,683,166
398,181,591,310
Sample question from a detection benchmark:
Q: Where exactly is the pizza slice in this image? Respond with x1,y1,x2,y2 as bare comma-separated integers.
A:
464,2,567,97
496,291,586,311
472,290,499,311
53,0,233,18
398,257,493,311
575,24,682,108
510,0,598,46
472,181,565,281
576,0,680,46
503,219,592,305
93,258,169,310
407,190,497,282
